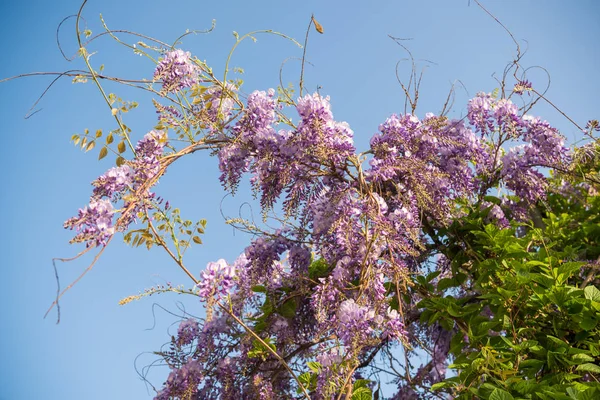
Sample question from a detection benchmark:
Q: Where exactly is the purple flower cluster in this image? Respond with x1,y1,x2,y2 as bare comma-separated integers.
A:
367,113,487,222
132,130,168,182
513,79,532,95
218,89,279,193
466,93,569,211
155,359,203,400
65,130,168,247
196,259,236,301
204,83,237,123
336,299,379,346
335,299,407,348
91,165,133,200
467,92,496,134
498,116,569,213
481,201,510,229
154,100,182,127
219,90,355,214
153,49,199,94
63,199,115,247
253,374,274,400
177,318,199,346
295,93,355,166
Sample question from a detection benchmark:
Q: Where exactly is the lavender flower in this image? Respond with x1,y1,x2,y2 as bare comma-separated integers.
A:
63,199,115,247
253,374,274,400
65,130,168,247
586,119,600,132
155,359,203,400
91,165,133,200
336,299,376,346
467,92,495,134
204,82,237,123
154,49,199,94
177,318,199,346
196,259,237,301
513,79,532,95
481,201,510,229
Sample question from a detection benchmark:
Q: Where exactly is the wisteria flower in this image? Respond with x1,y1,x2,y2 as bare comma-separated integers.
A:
154,49,199,94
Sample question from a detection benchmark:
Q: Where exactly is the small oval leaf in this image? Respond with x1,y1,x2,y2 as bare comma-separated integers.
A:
98,146,108,160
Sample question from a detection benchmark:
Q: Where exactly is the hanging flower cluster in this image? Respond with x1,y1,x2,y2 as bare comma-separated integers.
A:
64,130,168,247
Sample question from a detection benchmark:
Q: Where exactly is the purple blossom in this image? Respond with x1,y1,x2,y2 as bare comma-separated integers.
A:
196,259,237,301
501,145,548,207
65,130,168,247
467,92,495,134
177,318,199,346
336,299,377,346
295,92,355,166
385,308,408,340
218,89,279,194
316,346,343,368
513,79,532,95
91,165,133,200
481,201,510,229
63,199,115,247
288,245,311,275
155,359,203,400
253,374,274,400
204,82,237,123
153,49,198,93
219,90,355,216
586,119,600,132
154,100,182,127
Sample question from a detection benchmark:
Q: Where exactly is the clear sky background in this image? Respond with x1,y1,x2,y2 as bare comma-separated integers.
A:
0,0,599,399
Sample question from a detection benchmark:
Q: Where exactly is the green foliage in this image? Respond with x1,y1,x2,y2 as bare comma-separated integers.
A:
418,171,600,399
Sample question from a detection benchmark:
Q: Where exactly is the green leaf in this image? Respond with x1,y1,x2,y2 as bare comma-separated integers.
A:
520,359,544,369
431,381,454,391
309,258,329,280
578,388,599,400
438,277,458,291
576,363,600,373
353,379,371,390
192,236,202,244
489,388,514,400
118,141,126,154
584,286,600,302
556,262,585,282
279,298,298,318
572,353,595,363
351,387,372,400
298,372,312,385
296,372,314,394
251,285,267,293
579,317,598,330
307,361,321,373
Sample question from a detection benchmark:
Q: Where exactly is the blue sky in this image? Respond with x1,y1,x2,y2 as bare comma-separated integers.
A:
0,0,599,399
